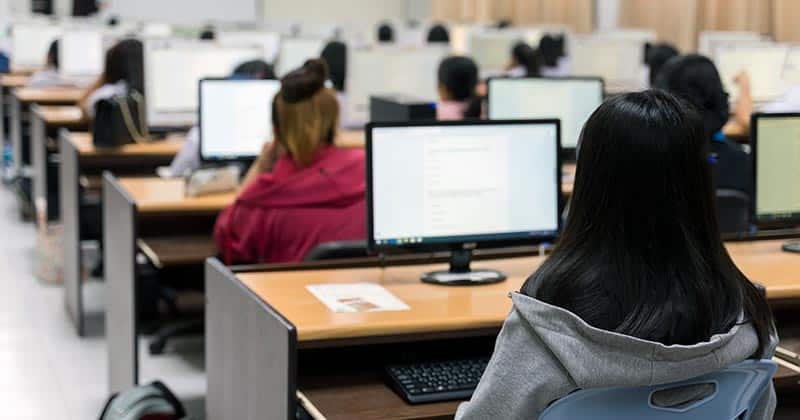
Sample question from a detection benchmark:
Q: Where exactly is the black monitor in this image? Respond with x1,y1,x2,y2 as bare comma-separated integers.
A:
198,78,281,162
751,113,800,252
366,119,563,285
487,76,604,161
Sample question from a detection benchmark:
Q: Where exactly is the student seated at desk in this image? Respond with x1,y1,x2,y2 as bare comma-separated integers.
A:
377,22,395,44
214,59,365,264
320,40,353,128
539,34,569,77
644,42,678,87
28,40,62,87
456,90,776,419
506,42,541,78
655,55,750,194
426,23,450,44
78,39,143,119
437,56,482,120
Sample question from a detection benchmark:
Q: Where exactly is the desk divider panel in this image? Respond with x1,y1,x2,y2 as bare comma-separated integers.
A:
30,105,45,214
103,172,139,393
206,259,297,420
10,94,21,174
60,131,83,335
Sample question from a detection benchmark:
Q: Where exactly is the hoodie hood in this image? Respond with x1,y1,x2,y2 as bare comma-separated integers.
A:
510,292,766,389
237,146,365,209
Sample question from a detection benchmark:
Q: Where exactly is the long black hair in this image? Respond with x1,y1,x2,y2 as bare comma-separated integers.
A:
437,56,482,118
377,22,394,43
103,39,144,94
46,40,59,70
539,34,565,67
321,40,347,92
522,90,773,354
654,54,729,139
427,24,450,44
511,42,541,77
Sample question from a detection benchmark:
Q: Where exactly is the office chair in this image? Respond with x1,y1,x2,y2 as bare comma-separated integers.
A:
716,189,751,235
303,240,369,261
539,359,776,420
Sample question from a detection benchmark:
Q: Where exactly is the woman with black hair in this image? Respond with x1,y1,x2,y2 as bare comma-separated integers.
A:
28,40,61,87
506,42,541,77
436,56,482,120
644,42,679,86
321,41,346,92
654,54,750,194
456,90,776,419
79,38,144,119
426,24,450,44
377,22,394,43
538,34,568,77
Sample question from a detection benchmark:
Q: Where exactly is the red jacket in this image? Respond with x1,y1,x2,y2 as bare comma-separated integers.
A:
214,146,366,264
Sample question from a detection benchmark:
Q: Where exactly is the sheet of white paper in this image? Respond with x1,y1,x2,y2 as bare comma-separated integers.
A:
306,283,410,313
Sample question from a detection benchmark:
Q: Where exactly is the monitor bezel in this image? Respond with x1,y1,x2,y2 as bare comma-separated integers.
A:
750,112,800,229
366,118,564,255
198,77,280,163
486,75,605,161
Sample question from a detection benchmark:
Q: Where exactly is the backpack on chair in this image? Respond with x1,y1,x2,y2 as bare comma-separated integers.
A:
99,380,186,420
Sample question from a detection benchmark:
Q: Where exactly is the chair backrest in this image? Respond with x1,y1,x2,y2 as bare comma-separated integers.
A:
716,188,750,234
303,240,369,262
539,360,776,420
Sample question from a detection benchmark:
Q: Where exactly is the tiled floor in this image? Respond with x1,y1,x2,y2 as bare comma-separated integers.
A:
0,186,205,419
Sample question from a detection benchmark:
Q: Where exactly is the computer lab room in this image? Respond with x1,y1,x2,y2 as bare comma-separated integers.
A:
3,0,800,418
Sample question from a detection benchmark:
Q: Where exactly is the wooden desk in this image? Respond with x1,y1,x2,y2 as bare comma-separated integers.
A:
0,74,31,88
9,86,84,177
206,239,800,419
60,131,185,336
30,105,87,222
103,175,233,393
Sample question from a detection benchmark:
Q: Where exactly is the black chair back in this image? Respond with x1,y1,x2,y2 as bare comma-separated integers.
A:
303,240,369,262
716,189,750,234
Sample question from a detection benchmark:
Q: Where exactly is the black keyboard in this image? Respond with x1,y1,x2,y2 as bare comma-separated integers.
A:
386,357,489,404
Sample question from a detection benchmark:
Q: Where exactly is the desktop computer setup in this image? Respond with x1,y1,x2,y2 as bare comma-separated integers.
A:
750,113,800,253
367,119,562,402
487,76,604,159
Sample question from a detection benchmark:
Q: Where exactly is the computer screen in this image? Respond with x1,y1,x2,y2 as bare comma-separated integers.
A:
59,29,104,77
368,120,561,249
714,44,789,102
570,35,646,90
10,23,61,69
698,30,766,57
753,114,800,225
345,45,448,127
199,78,281,161
144,40,263,127
274,38,324,77
468,30,522,75
217,30,281,64
488,77,603,149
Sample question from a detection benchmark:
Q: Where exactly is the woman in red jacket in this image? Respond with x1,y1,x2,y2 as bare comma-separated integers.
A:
214,59,366,264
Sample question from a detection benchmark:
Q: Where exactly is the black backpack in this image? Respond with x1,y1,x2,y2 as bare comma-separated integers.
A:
99,380,186,420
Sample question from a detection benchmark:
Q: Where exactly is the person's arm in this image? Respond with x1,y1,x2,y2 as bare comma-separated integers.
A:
238,140,283,193
78,75,105,118
724,72,753,138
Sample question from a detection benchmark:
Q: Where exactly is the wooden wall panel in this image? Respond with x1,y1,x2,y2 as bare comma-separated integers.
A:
431,0,593,32
699,0,770,34
773,0,800,43
618,0,699,52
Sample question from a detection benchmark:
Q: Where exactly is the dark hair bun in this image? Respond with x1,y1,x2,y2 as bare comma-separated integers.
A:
280,58,329,103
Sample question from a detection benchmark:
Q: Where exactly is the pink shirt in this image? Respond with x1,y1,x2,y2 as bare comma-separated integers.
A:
436,100,468,121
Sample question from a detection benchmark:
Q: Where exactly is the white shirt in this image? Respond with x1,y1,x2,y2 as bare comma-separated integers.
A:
86,80,128,118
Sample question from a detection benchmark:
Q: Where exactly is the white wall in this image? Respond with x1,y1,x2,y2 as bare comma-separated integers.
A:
263,0,410,23
596,0,620,31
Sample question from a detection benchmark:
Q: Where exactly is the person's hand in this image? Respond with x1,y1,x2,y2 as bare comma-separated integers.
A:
734,71,751,92
254,141,283,174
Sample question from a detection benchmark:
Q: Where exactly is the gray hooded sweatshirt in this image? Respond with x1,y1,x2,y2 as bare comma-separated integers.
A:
456,292,776,419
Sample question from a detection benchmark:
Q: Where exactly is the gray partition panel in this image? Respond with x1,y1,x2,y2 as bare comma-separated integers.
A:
30,107,46,214
0,88,6,143
104,172,139,394
60,132,83,335
206,259,297,420
10,95,21,174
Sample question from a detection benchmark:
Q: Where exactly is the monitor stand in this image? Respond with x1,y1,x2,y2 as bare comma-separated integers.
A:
783,240,800,254
421,250,507,286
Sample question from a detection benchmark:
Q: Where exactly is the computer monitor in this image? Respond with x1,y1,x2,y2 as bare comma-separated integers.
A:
570,35,647,92
10,23,61,69
698,30,766,57
751,113,800,234
713,43,789,102
217,30,281,64
367,119,562,285
468,29,522,76
487,77,603,156
143,39,263,128
199,78,281,162
59,29,104,78
274,38,325,77
345,45,448,127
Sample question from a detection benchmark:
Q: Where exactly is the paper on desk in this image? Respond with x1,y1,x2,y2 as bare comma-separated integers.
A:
306,283,410,313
